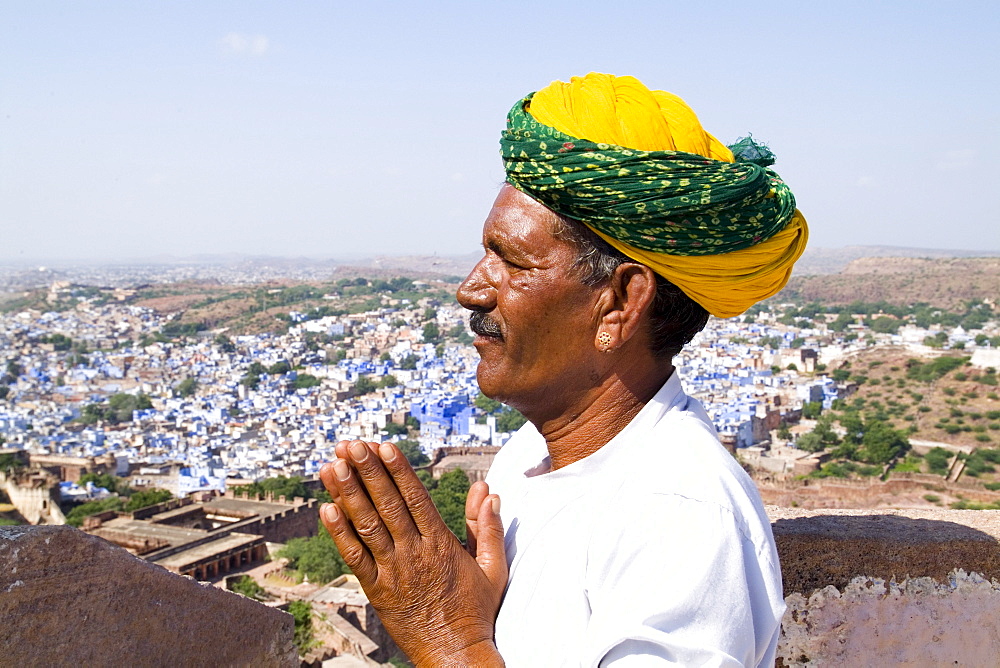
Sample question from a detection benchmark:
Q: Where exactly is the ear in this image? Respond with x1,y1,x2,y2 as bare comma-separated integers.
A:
593,263,657,350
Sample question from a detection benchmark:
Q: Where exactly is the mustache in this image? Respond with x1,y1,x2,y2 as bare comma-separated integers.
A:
469,312,503,339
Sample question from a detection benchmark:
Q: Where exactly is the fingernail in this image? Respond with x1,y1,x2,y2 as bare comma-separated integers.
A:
491,496,501,514
349,440,369,462
379,443,396,462
334,459,350,481
322,503,340,522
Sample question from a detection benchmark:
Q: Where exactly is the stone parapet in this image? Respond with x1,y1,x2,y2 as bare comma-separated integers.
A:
1,525,297,666
769,507,1000,666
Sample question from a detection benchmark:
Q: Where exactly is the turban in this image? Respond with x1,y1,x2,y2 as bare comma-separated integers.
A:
500,73,808,318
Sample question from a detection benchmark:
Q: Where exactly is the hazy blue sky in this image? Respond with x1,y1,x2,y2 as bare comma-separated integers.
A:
2,1,998,262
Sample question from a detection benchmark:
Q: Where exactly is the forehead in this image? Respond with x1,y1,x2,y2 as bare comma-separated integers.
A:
482,185,571,254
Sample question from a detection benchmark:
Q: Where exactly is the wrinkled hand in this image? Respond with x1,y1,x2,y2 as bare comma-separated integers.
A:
320,440,507,667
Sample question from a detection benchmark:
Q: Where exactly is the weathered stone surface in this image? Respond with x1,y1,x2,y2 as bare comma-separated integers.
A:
0,525,297,667
778,571,1000,667
768,507,1000,592
768,508,1000,667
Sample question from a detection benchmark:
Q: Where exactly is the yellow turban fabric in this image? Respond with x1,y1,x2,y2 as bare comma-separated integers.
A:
520,73,808,318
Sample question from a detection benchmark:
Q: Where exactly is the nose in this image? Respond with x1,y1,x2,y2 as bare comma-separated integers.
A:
457,256,496,312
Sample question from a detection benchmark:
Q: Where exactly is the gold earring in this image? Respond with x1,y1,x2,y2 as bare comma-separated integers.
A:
598,332,612,348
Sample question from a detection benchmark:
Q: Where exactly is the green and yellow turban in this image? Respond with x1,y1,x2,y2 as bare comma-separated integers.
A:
500,72,808,318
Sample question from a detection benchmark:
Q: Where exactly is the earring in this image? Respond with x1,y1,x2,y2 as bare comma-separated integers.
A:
598,331,612,349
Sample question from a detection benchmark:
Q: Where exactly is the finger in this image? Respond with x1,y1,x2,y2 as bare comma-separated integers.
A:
331,456,396,557
335,439,379,460
319,502,377,584
465,481,490,555
343,441,420,541
475,494,508,592
319,462,341,504
375,442,450,537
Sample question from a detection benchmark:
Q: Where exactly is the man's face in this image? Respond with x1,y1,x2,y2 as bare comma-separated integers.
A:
457,185,603,417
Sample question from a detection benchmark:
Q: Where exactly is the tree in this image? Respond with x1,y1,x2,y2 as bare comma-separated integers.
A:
239,476,311,501
175,377,198,398
268,361,291,375
397,439,429,467
78,472,130,495
430,469,471,541
857,420,909,465
353,375,376,395
474,392,502,414
277,520,350,584
287,600,315,655
829,312,854,332
802,401,822,419
214,334,236,353
0,386,8,401
124,489,172,512
795,432,824,453
496,407,527,433
79,393,153,425
379,352,392,362
292,374,321,390
870,316,900,334
385,422,408,436
924,447,950,475
228,575,267,601
378,374,399,389
399,354,418,370
422,322,441,344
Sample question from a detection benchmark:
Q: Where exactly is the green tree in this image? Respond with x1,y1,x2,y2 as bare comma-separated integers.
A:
353,375,376,395
175,377,198,398
378,374,399,389
802,401,822,419
397,439,429,467
0,386,8,401
214,334,236,353
292,374,321,390
288,600,314,655
796,432,824,453
857,420,910,465
64,497,125,526
228,575,267,601
430,469,471,541
399,354,419,370
496,407,527,432
474,392,502,414
422,322,441,344
384,422,409,436
829,312,854,332
278,520,350,584
239,476,311,501
78,472,130,495
268,361,291,375
124,489,172,512
870,316,900,334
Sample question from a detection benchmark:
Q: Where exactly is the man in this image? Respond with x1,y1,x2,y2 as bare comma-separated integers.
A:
319,73,807,666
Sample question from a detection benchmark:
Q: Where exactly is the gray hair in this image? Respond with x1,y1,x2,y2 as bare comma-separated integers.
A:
550,215,710,360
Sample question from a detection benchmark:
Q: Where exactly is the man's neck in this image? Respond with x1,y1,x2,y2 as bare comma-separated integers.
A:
535,365,673,470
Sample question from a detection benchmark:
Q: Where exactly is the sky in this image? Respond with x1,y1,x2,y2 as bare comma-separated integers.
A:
2,1,999,263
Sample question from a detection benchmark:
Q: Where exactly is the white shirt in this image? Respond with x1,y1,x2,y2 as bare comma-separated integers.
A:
485,373,784,667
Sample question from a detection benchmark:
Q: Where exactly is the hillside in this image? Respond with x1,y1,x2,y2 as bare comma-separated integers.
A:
779,257,1000,309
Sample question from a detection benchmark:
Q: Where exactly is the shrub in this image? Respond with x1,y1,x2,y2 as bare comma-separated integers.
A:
923,494,941,503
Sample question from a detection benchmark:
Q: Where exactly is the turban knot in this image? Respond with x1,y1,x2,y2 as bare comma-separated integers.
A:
500,73,808,318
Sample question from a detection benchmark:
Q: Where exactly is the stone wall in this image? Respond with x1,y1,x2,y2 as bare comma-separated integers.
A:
4,507,999,665
1,525,297,666
770,507,1000,666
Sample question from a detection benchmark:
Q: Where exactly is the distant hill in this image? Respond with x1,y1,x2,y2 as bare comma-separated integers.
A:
779,257,1000,309
792,245,1000,277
